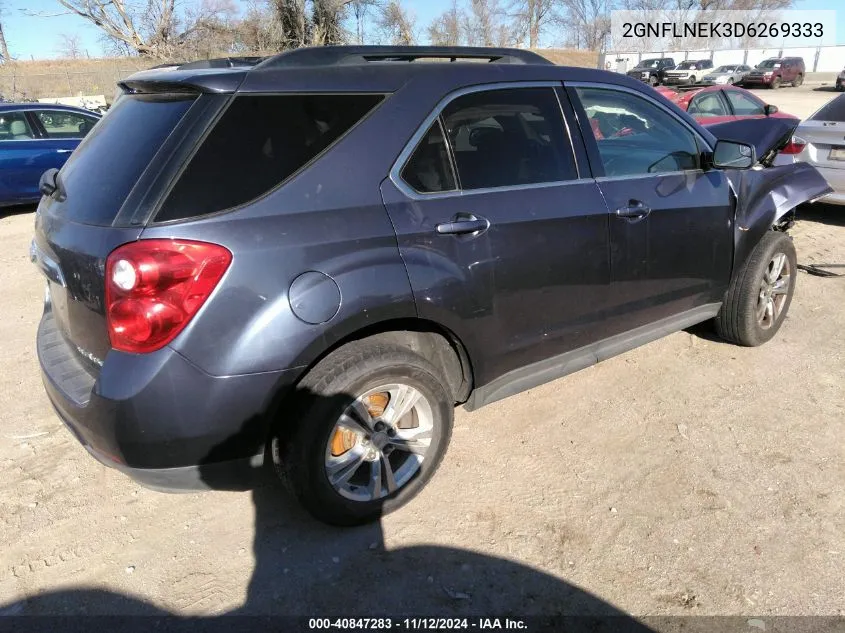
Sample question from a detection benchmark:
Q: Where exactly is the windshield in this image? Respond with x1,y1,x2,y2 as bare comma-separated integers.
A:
757,60,780,69
715,66,737,72
638,59,660,68
676,61,698,70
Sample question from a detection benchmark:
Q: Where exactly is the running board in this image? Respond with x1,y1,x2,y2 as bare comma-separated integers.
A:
463,303,721,411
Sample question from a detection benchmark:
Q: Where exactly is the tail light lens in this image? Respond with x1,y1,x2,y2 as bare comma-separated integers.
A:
781,136,807,155
105,239,232,353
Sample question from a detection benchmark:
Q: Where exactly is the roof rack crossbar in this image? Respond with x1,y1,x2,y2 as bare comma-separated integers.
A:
258,46,553,69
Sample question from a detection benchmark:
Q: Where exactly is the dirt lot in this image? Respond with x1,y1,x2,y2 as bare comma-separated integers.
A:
1,84,844,619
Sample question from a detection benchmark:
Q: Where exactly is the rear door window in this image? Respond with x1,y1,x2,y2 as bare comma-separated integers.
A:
724,90,765,115
156,94,384,222
439,87,577,190
56,94,196,226
36,110,99,139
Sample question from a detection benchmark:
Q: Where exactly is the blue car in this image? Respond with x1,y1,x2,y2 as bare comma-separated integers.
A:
0,103,100,207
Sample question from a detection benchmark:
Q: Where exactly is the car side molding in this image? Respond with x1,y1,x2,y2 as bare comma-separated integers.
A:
464,303,722,411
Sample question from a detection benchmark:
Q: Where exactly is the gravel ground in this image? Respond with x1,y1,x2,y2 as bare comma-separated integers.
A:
1,86,844,620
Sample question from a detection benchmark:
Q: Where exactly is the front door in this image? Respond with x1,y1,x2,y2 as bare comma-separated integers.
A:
380,84,612,388
567,84,734,334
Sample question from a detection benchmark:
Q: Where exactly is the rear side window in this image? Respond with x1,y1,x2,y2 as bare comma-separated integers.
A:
401,120,456,193
440,88,577,190
36,110,98,139
724,90,765,116
57,94,195,226
810,94,845,122
156,94,384,222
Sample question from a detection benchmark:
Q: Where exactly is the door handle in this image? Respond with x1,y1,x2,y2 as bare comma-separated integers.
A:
615,200,651,221
56,149,73,154
436,214,490,236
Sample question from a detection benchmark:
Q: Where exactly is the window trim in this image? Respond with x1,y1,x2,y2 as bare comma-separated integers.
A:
565,81,711,182
390,81,586,201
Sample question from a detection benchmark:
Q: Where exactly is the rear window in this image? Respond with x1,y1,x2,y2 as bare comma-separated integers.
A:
810,94,845,122
155,93,384,222
58,94,195,226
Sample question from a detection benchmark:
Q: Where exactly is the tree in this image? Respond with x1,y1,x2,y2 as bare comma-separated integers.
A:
0,2,11,63
427,0,464,47
311,0,353,45
510,0,560,48
57,33,83,58
51,0,237,58
349,0,381,44
462,0,515,47
560,0,612,50
378,0,415,45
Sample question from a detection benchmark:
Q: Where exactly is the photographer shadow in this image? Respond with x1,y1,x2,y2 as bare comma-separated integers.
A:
1,386,653,632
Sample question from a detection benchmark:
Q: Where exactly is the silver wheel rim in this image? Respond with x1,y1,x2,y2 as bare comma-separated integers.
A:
324,383,434,502
757,252,791,329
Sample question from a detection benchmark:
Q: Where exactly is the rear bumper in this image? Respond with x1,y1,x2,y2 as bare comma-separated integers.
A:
38,307,302,491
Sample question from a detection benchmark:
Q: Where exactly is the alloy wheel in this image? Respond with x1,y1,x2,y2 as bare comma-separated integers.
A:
324,383,434,502
757,252,791,329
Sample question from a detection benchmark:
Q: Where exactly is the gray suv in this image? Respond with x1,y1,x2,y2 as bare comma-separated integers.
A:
32,47,830,525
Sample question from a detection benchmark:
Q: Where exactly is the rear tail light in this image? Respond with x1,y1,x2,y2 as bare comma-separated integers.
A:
780,136,807,155
105,239,232,354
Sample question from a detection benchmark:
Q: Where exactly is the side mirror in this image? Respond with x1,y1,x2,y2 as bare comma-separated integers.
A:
713,140,756,169
764,104,778,116
39,168,59,197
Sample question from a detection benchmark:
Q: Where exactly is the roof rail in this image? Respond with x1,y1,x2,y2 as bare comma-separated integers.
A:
258,46,553,69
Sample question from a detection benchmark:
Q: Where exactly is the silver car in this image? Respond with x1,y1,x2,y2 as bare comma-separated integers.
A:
775,93,845,205
701,64,752,86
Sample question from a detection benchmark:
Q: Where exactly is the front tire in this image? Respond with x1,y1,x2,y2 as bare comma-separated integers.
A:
715,232,797,347
274,341,454,526
771,76,781,89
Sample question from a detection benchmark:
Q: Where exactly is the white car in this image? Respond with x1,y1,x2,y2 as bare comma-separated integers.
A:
775,93,845,205
837,67,845,91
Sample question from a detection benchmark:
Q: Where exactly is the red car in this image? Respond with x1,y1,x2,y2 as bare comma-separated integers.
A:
655,85,795,125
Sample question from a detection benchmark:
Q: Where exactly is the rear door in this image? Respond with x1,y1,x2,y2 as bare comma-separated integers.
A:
33,93,201,366
567,83,734,333
30,108,100,168
0,110,49,204
380,83,612,387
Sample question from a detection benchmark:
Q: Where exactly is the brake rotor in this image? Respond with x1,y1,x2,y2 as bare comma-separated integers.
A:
329,392,391,456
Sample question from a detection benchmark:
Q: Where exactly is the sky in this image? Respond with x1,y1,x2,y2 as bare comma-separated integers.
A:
1,0,843,60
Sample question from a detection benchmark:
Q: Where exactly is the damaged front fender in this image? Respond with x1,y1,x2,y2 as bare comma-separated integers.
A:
726,163,831,272
706,117,833,274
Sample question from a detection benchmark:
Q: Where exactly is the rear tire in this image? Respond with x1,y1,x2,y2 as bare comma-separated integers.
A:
273,341,454,526
715,232,797,347
792,73,804,87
